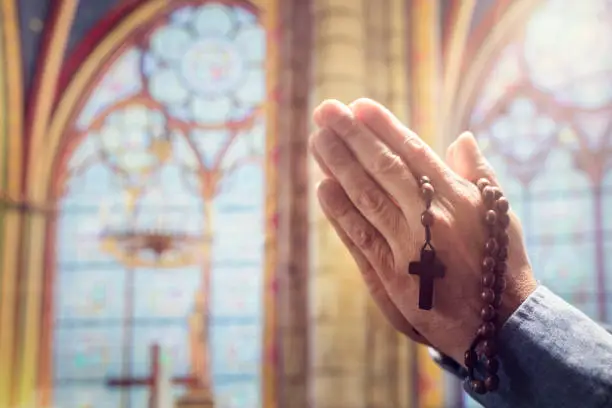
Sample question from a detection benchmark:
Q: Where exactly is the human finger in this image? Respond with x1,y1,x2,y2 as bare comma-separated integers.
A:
347,98,457,194
450,131,500,186
317,179,431,345
312,100,422,218
446,139,458,171
313,173,397,281
310,128,409,260
308,136,333,177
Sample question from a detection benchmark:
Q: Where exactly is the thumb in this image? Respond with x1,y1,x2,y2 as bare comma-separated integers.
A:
450,131,500,186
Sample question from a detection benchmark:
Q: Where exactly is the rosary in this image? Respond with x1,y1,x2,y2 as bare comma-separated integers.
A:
409,177,509,394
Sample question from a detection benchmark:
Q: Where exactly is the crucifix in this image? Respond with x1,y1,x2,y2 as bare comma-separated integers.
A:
106,344,201,408
409,248,446,310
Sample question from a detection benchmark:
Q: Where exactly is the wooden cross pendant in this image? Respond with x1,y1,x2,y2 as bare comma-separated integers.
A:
409,248,445,310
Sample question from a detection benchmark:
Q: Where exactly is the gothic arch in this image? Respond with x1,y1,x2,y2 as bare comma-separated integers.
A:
449,0,539,134
453,0,612,332
449,4,612,406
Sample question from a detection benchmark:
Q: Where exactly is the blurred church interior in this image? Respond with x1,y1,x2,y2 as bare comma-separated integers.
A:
0,0,611,407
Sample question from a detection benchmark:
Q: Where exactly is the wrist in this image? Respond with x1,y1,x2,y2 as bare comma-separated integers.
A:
496,266,537,326
447,265,536,366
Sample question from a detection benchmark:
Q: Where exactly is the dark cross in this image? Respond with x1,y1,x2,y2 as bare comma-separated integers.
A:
107,344,201,408
409,249,445,310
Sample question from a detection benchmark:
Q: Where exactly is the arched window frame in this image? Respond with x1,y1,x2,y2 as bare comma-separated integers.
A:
28,1,282,407
451,0,612,325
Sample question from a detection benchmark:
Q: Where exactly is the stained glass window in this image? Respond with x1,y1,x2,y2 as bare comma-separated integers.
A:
53,3,268,408
463,0,612,404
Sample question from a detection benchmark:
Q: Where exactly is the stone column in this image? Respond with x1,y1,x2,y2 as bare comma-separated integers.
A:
310,1,369,407
362,1,414,407
276,0,313,407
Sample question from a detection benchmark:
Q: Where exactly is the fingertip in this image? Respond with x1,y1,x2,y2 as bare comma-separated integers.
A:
349,97,377,108
313,99,351,127
349,97,383,121
310,136,334,178
446,141,458,172
458,130,475,140
316,177,341,199
453,131,499,184
456,131,480,152
455,131,486,167
446,140,457,163
350,97,421,145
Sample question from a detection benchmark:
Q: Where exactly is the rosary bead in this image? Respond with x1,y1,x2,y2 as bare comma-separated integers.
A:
482,257,496,271
421,210,434,226
482,272,496,287
481,288,495,303
498,213,510,228
495,197,509,213
485,374,500,391
483,340,498,357
478,322,496,338
470,379,486,394
464,349,478,368
485,210,497,225
494,276,507,292
476,178,491,191
419,176,431,185
481,305,496,321
492,295,503,308
493,188,503,200
468,179,511,395
421,183,435,201
484,357,499,373
482,186,496,206
494,262,507,274
485,238,499,255
497,231,509,247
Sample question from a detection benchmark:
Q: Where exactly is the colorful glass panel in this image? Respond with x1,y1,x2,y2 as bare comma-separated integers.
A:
470,0,612,320
463,0,612,405
53,2,268,408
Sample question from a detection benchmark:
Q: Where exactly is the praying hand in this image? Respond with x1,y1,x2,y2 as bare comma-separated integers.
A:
310,98,612,408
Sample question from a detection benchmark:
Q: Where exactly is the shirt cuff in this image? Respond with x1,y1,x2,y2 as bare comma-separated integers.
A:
463,285,612,408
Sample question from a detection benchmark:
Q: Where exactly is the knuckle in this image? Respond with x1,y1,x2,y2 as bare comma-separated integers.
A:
326,195,353,218
371,150,405,177
337,115,361,140
356,187,387,214
351,225,393,268
352,225,377,250
323,139,351,167
401,130,426,158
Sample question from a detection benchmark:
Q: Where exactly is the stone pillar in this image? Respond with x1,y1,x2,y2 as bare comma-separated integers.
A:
310,1,368,407
276,0,313,407
362,1,414,407
309,0,418,406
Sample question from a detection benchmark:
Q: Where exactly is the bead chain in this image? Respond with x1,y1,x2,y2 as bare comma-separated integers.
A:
419,176,435,243
465,178,511,394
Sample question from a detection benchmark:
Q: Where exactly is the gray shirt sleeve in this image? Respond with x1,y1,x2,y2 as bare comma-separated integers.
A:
464,285,612,408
